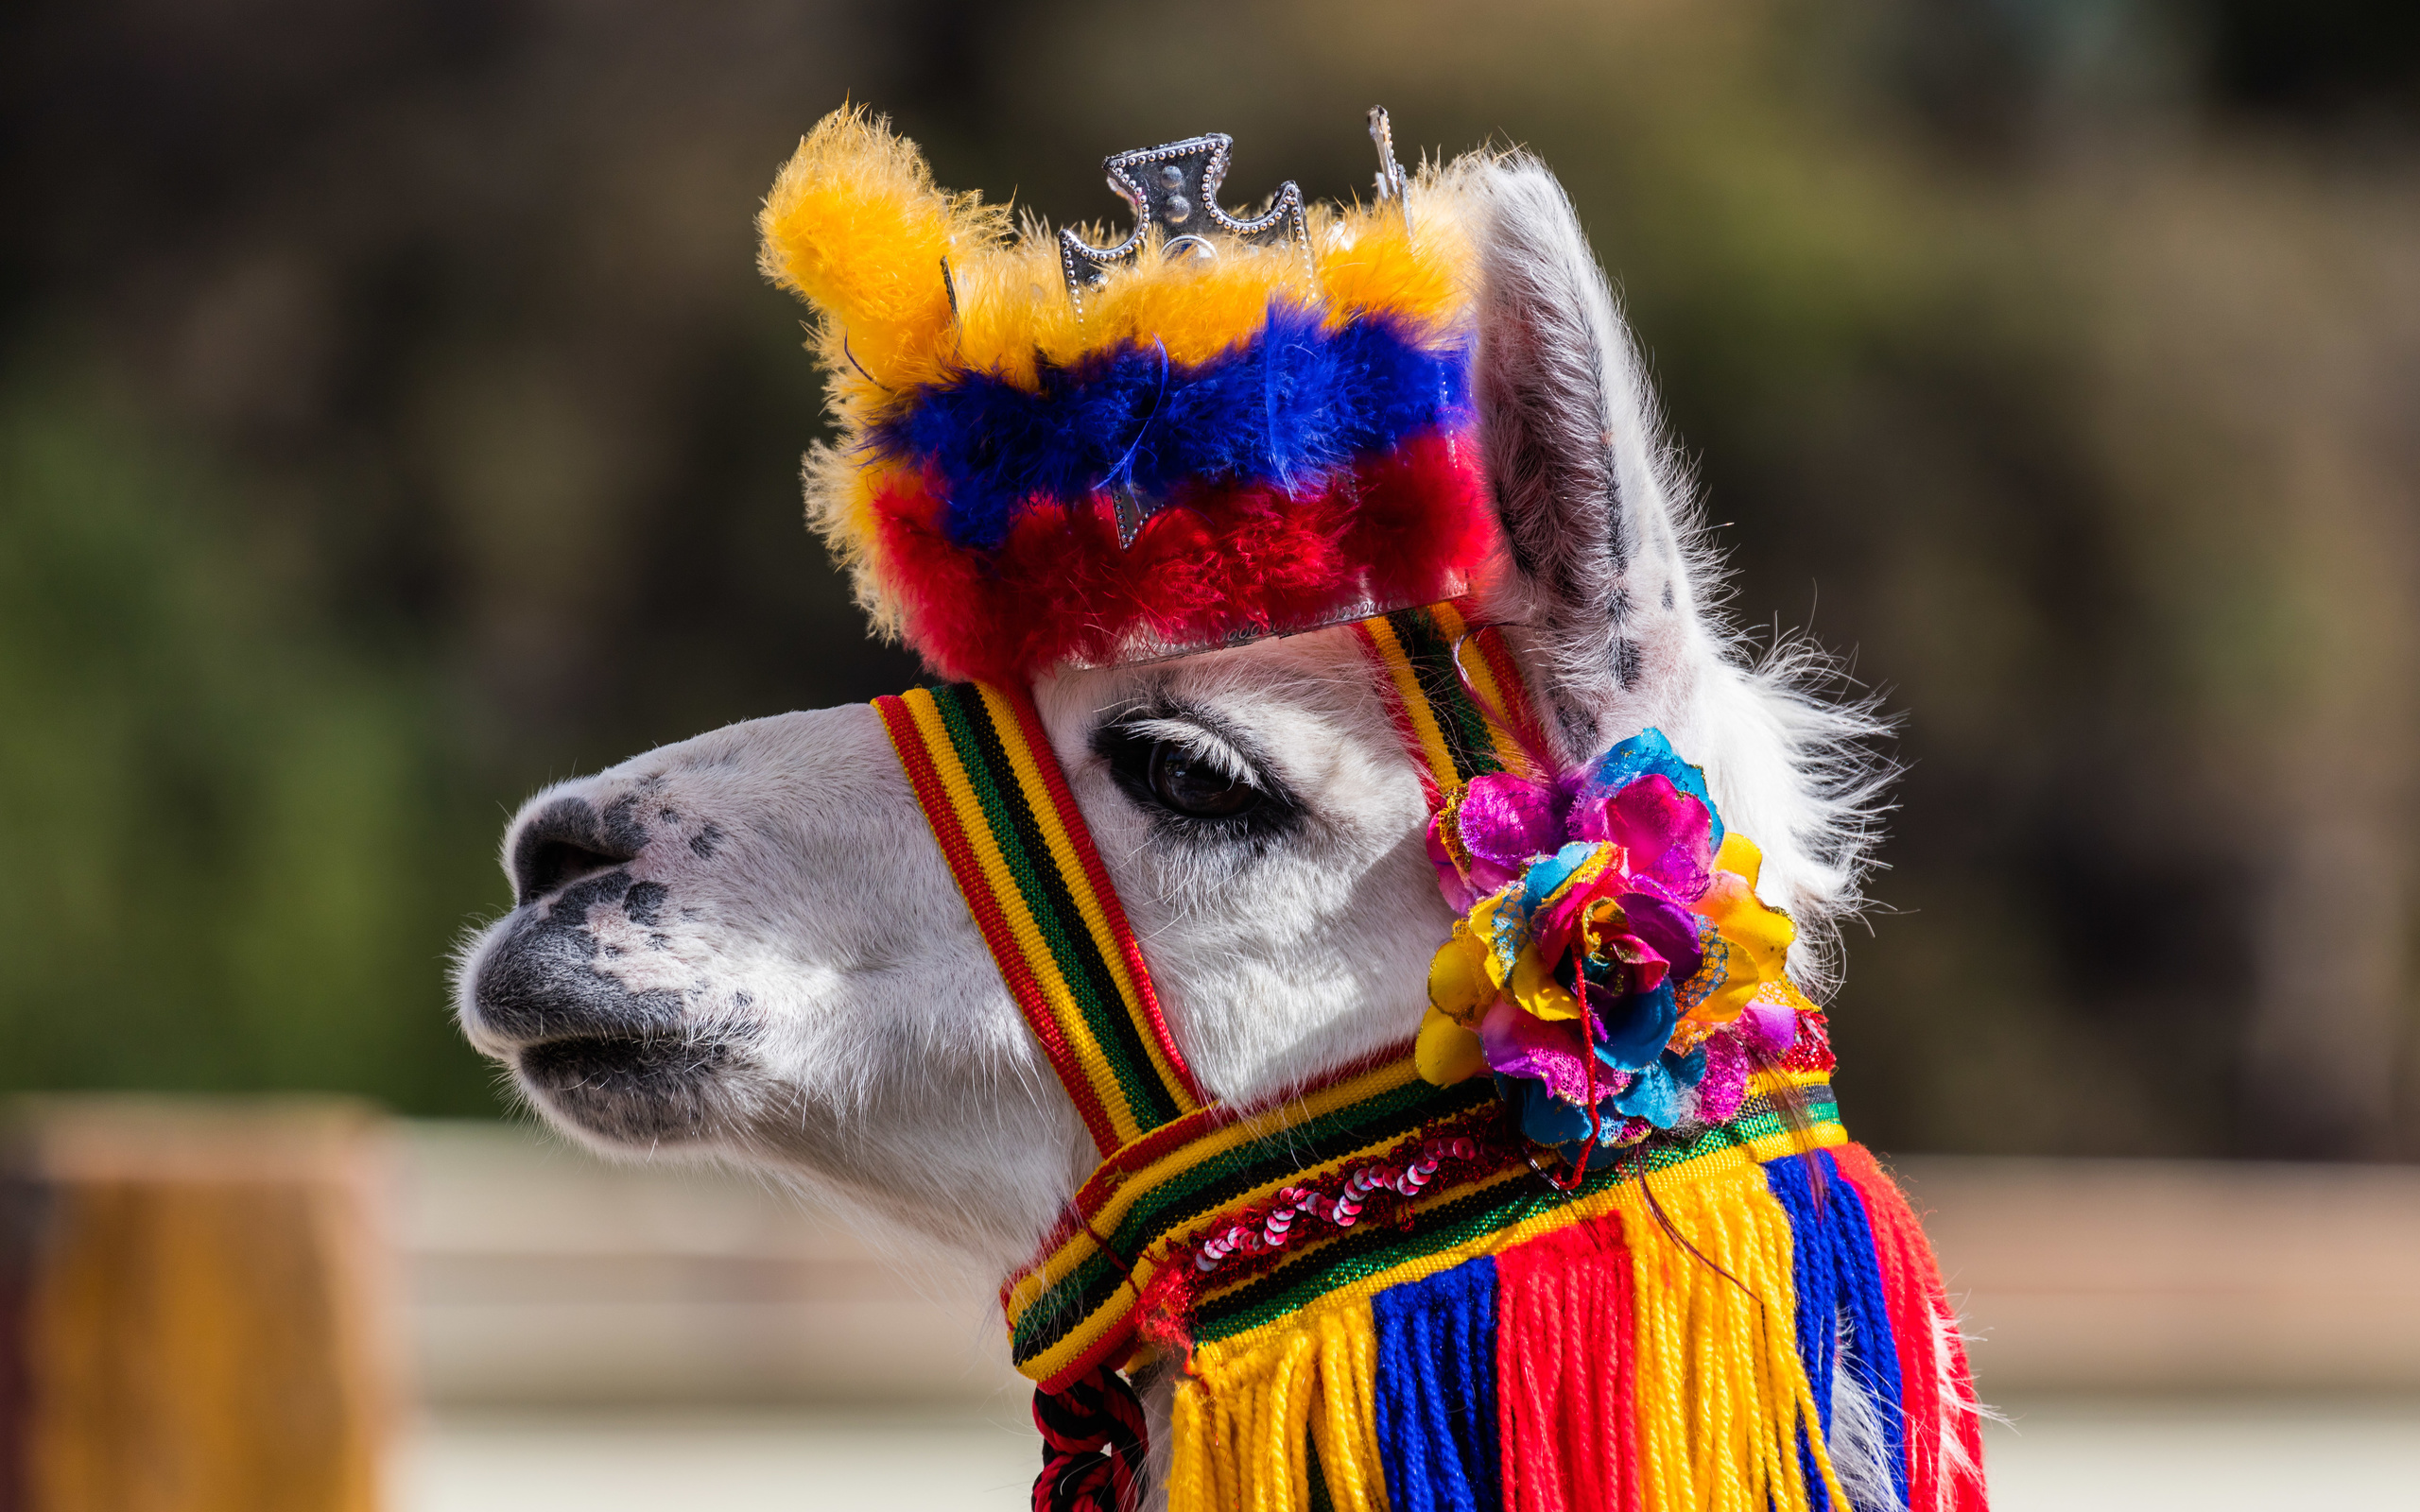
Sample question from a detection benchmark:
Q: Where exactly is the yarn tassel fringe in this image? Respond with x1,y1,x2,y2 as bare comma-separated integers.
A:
1161,1158,1910,1512
1169,1302,1389,1512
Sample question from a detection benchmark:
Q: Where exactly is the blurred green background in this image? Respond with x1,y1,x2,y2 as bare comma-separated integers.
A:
3,0,2413,1158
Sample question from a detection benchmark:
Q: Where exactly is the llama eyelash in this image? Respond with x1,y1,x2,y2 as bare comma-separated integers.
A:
1116,716,1260,788
1092,703,1305,849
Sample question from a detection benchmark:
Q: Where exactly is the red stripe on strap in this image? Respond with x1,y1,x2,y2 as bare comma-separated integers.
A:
1472,626,1551,765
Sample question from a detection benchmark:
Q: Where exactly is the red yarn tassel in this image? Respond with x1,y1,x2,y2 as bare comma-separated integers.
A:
1831,1145,1988,1511
1495,1213,1643,1512
1032,1364,1150,1512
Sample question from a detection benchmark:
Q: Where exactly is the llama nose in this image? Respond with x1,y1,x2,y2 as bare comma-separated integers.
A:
510,792,647,904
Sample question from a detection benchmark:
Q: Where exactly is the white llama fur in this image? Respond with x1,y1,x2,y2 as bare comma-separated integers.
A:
453,154,1894,1491
1827,1311,1908,1512
1930,1303,1996,1506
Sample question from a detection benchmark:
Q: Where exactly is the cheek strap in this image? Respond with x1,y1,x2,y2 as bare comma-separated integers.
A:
874,680,1203,1157
1352,596,1552,798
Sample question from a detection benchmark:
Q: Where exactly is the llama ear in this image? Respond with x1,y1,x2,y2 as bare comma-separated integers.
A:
757,107,1003,390
1467,158,1712,765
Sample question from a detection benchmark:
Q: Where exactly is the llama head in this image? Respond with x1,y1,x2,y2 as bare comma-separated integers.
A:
452,128,1881,1275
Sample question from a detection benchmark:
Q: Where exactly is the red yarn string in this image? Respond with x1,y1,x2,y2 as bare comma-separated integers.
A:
1542,911,1606,1193
1495,1215,1643,1512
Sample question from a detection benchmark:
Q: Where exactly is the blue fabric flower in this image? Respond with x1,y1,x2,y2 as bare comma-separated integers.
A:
1517,841,1599,916
1610,1046,1709,1130
1594,982,1678,1072
1499,1075,1596,1148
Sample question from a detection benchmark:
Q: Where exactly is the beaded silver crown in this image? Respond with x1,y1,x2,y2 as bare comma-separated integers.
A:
1056,107,1412,316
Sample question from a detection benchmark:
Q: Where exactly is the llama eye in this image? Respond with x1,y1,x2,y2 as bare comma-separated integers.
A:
1147,742,1257,819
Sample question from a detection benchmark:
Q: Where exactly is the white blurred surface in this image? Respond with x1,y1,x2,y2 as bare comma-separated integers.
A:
394,1396,2420,1512
396,1408,1041,1512
1981,1394,2419,1510
400,1120,1020,1405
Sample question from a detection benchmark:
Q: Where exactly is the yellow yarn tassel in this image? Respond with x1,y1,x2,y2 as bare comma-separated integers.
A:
1162,1140,1857,1512
1626,1164,1850,1512
1170,1299,1389,1512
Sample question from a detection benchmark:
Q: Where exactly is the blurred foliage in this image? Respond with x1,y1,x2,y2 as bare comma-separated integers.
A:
2,0,2415,1151
0,369,489,1108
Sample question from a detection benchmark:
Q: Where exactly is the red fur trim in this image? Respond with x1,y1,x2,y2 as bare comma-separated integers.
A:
872,431,1495,681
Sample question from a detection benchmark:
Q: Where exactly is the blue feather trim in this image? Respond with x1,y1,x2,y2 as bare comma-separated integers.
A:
867,302,1471,548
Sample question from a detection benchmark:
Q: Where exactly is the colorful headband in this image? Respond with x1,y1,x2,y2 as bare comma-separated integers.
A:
758,108,1498,682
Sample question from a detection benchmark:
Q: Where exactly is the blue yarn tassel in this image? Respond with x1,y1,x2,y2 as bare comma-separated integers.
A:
1766,1149,1910,1511
1372,1255,1502,1512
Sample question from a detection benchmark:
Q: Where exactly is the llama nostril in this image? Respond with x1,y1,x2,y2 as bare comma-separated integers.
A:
511,796,644,904
519,839,627,902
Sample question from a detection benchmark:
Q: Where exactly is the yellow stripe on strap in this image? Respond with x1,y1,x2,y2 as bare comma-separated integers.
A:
1355,613,1463,799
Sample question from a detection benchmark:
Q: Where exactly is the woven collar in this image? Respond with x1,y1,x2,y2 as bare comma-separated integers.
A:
1004,1050,1838,1391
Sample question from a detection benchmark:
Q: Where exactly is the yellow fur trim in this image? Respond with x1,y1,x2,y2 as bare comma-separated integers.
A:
756,107,1007,396
802,442,906,641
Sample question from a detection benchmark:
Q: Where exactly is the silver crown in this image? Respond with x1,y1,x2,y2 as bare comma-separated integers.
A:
1062,112,1414,547
1055,110,1410,318
1367,106,1409,225
1057,135,1308,314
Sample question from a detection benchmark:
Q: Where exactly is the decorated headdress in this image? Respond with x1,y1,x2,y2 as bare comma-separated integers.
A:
759,107,1494,682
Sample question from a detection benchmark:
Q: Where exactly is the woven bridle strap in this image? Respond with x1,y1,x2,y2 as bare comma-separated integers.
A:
1352,598,1549,799
874,680,1203,1156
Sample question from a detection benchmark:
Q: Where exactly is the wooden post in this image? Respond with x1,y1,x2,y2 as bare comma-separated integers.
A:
0,1099,396,1512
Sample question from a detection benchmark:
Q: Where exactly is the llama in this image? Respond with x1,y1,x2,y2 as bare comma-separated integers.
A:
456,110,1985,1512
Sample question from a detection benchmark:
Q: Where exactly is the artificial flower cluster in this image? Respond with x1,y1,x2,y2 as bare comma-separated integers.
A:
1415,730,1802,1161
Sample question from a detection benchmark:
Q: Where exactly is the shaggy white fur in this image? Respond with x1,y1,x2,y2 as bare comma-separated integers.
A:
451,153,1894,1494
1828,1311,1910,1512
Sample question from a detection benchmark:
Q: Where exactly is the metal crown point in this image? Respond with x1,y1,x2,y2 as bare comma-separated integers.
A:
1057,133,1310,315
1060,114,1409,547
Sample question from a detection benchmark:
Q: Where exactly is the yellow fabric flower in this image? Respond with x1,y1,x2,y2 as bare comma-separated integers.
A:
1415,1005,1487,1085
1685,833,1795,1024
1508,947,1582,1022
1426,919,1495,1026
